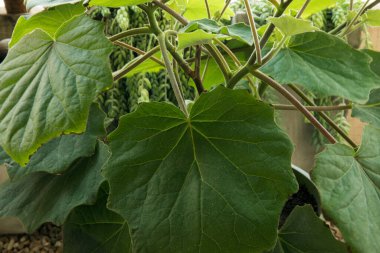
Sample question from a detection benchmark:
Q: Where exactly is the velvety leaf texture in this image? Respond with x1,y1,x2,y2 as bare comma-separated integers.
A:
25,0,81,10
0,15,113,165
0,142,110,232
312,126,380,253
104,86,298,253
268,205,347,253
64,185,132,253
260,31,380,103
10,3,85,47
7,104,106,180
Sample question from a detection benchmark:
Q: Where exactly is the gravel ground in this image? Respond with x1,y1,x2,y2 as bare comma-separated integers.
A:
0,224,62,253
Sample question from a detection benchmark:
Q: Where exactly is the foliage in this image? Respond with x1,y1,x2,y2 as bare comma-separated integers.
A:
1,0,380,252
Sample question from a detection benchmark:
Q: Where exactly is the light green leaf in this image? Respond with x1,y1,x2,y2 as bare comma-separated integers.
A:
181,19,253,45
10,4,85,48
268,205,347,253
0,142,110,232
178,29,218,50
260,31,380,103
104,86,298,253
88,0,152,7
125,52,164,77
352,88,380,128
7,104,106,180
312,126,380,253
25,0,81,10
287,0,336,17
0,15,113,165
168,0,234,21
64,184,132,253
365,10,380,26
268,15,318,36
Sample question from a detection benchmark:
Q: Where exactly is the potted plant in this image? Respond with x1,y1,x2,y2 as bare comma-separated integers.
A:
0,0,380,252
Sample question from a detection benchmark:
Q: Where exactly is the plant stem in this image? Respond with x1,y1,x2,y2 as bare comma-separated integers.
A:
145,6,188,115
113,46,161,80
216,0,232,21
288,84,358,149
252,70,338,144
244,0,262,65
295,0,311,18
342,0,370,36
268,0,281,9
108,27,152,42
273,104,352,111
205,0,211,19
113,41,164,66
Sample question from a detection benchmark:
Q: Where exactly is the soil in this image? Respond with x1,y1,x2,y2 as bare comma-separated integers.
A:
0,223,62,253
279,185,319,227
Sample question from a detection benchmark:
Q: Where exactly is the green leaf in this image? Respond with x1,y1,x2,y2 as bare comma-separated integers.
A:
88,0,152,7
312,126,380,253
268,15,318,36
64,184,132,253
287,0,336,17
0,141,110,232
168,0,234,21
178,29,218,50
181,19,253,45
268,205,347,253
260,31,380,103
352,89,380,128
0,15,113,165
10,4,85,48
7,104,106,180
25,0,81,10
125,52,164,77
364,10,380,26
104,86,298,252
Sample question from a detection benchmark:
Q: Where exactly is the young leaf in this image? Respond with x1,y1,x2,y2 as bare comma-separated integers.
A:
312,126,380,253
260,32,380,103
7,104,106,180
268,15,318,36
0,142,110,233
88,0,152,7
364,10,380,26
181,19,253,45
178,29,218,50
0,15,113,165
25,0,81,10
267,205,347,253
64,185,132,253
287,0,336,17
104,86,298,253
10,3,85,48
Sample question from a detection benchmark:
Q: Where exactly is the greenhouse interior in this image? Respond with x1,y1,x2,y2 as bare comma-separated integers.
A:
0,0,380,252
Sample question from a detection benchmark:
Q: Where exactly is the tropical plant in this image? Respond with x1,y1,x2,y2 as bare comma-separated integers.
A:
1,0,380,252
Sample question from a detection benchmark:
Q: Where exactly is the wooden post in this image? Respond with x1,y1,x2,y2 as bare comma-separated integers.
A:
4,0,26,14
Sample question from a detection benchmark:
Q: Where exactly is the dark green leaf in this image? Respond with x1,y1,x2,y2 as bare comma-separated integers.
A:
312,126,380,253
0,142,110,232
7,104,106,180
64,184,131,253
261,32,380,103
268,205,347,253
0,15,113,165
104,86,298,253
10,3,85,47
352,88,380,128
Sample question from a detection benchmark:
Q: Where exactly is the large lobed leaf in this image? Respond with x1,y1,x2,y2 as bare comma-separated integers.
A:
104,86,298,253
261,31,380,103
7,104,106,180
25,0,81,10
0,141,110,232
312,126,380,253
10,3,85,48
268,205,347,253
0,15,113,165
64,184,132,253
